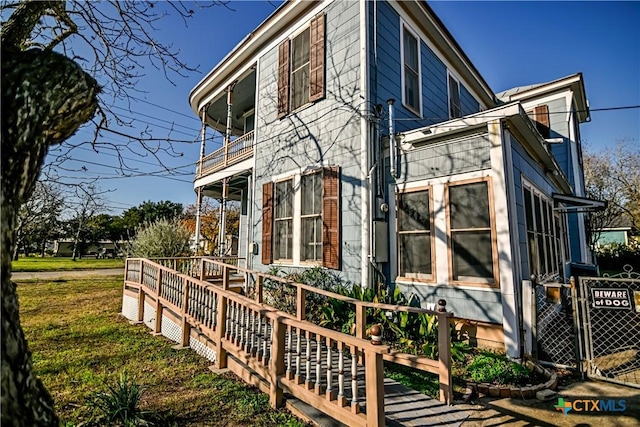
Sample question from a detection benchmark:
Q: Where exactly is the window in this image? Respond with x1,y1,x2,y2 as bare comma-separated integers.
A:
448,73,462,119
523,184,565,277
301,172,322,261
402,25,420,114
526,105,550,139
397,189,433,280
274,179,294,261
447,179,497,284
277,14,325,117
262,167,340,269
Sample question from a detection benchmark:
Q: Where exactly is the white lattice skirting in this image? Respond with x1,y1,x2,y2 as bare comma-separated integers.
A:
190,335,217,363
161,315,182,344
143,302,154,329
122,294,138,321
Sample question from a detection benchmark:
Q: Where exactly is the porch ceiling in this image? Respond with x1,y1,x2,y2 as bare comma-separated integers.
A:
205,70,256,135
201,171,250,201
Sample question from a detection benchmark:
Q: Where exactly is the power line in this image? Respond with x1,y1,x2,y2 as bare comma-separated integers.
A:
130,95,202,122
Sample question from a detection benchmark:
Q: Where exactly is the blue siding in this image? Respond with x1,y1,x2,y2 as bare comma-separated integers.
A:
369,0,482,133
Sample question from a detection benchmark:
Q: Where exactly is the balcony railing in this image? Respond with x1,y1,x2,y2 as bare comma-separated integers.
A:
196,130,254,179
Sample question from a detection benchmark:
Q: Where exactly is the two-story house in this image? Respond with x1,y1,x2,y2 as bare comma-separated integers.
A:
188,0,599,358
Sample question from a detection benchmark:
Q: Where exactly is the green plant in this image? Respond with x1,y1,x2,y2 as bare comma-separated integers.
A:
126,218,192,258
88,371,155,426
466,351,531,385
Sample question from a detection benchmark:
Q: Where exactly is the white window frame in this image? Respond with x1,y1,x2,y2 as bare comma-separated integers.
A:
447,70,462,119
271,168,324,266
400,20,422,117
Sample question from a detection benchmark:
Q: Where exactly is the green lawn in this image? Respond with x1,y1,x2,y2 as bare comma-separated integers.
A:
12,257,125,272
16,276,308,426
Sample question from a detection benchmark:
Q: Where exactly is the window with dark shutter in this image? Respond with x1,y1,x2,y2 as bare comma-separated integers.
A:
322,166,340,269
309,14,325,102
277,40,290,119
262,182,273,264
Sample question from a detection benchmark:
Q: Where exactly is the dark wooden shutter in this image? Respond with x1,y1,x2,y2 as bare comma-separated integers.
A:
534,104,550,138
262,182,273,264
277,40,290,118
309,14,325,102
322,166,340,269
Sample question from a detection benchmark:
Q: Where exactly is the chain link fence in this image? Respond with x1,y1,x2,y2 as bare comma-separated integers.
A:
535,282,579,368
578,270,640,387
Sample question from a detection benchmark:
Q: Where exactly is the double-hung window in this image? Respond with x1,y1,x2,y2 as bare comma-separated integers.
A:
278,14,325,117
447,178,497,285
262,167,340,269
301,172,323,262
397,189,434,280
448,73,462,119
402,24,421,114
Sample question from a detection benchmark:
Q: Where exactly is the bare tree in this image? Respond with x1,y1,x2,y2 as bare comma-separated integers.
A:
1,1,227,424
13,182,64,259
64,185,107,260
584,140,640,247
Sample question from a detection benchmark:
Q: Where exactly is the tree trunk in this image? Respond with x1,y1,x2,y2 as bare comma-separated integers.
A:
1,46,98,426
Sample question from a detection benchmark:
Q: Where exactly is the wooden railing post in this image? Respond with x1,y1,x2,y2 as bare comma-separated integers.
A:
214,289,228,369
153,268,163,335
296,285,306,321
222,265,229,290
255,276,263,304
200,258,206,281
179,276,191,348
355,302,366,339
269,317,285,408
136,260,145,323
437,299,452,404
365,350,385,426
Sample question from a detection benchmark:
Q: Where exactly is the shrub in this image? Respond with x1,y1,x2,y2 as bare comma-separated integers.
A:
127,218,192,258
595,241,640,272
466,351,531,385
87,371,157,426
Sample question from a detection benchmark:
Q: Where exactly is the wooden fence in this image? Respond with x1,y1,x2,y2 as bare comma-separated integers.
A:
122,257,454,427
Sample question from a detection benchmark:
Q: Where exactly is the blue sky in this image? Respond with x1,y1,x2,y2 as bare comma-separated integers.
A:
51,1,639,214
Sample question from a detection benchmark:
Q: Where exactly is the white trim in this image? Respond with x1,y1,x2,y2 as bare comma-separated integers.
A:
400,18,422,117
488,120,519,358
447,70,461,119
360,0,371,289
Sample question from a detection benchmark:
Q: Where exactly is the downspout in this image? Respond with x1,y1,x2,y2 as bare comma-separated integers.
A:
194,105,208,251
388,99,397,179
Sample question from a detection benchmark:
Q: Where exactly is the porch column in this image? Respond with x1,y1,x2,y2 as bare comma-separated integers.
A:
195,105,208,250
219,83,235,256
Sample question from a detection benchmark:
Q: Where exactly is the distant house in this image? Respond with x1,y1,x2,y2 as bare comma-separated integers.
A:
596,217,634,247
187,0,602,357
54,239,119,258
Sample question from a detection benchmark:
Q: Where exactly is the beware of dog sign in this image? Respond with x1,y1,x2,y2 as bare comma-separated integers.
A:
591,288,632,310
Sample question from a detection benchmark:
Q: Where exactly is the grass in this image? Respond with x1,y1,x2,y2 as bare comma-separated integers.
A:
12,257,124,272
16,276,309,426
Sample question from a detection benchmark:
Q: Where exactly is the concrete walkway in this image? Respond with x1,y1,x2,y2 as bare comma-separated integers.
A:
459,379,640,427
12,268,124,280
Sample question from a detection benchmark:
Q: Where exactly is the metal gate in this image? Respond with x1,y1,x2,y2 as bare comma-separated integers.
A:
534,281,579,368
577,269,640,388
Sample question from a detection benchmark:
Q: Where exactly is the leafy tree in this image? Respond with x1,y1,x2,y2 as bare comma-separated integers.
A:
182,200,240,255
127,219,192,258
1,1,227,424
584,141,640,247
121,200,184,238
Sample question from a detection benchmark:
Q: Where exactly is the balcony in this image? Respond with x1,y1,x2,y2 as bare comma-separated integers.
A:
196,130,254,179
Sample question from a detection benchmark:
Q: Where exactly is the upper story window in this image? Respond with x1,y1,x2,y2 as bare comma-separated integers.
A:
278,14,326,118
401,23,421,115
527,105,551,139
397,188,434,281
447,178,498,285
448,72,462,119
262,167,340,269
